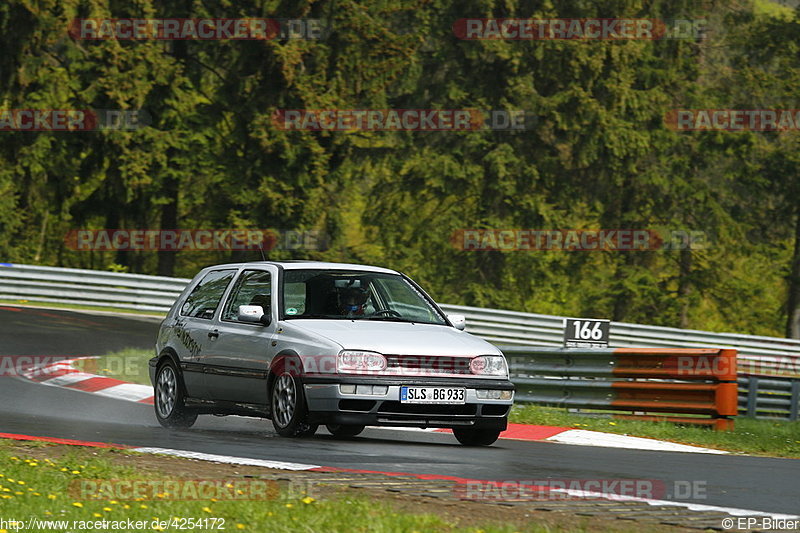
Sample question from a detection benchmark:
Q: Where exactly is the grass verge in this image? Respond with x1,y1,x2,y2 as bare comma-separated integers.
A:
0,299,164,318
76,348,154,386
510,404,800,458
0,439,679,533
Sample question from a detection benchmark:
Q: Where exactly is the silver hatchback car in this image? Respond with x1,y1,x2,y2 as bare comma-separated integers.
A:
150,261,514,445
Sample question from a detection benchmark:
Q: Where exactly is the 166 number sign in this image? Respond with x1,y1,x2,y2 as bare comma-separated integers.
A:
563,318,610,348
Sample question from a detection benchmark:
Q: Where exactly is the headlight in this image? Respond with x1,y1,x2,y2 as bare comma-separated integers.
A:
470,355,508,376
337,350,387,373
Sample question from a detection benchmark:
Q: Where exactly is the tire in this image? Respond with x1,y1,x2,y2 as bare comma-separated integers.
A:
452,427,501,446
270,369,318,438
325,424,365,438
154,359,198,429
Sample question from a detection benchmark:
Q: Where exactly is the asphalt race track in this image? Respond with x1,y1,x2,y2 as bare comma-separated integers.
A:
1,306,798,516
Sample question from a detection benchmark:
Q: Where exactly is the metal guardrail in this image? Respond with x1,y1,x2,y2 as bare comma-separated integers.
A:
0,263,189,313
2,263,800,420
739,376,800,421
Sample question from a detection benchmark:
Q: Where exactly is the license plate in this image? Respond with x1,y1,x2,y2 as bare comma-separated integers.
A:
400,386,466,404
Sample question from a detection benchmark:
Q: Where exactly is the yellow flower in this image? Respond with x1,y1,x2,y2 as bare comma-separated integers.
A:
60,468,68,472
285,503,293,508
72,502,84,508
210,498,218,502
44,512,51,516
0,495,10,499
110,500,118,504
92,513,102,518
139,504,148,509
33,492,40,496
17,481,25,485
202,507,212,513
29,463,38,467
301,497,315,504
236,525,246,530
47,494,56,499
71,470,80,475
13,492,23,496
103,507,112,512
1,528,7,533
609,422,617,426
123,505,130,510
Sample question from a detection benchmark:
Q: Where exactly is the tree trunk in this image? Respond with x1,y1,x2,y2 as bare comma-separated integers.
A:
786,210,800,338
156,175,178,277
678,247,692,329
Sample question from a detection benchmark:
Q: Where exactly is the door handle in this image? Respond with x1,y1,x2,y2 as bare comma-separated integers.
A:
208,330,219,339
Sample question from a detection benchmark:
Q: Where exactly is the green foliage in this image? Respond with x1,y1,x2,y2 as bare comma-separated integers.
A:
0,0,799,336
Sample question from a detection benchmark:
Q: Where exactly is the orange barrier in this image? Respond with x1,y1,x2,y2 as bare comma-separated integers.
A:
505,347,738,430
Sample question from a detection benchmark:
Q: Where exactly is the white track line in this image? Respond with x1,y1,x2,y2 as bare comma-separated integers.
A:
546,429,729,454
38,372,99,387
129,446,795,519
93,383,153,402
553,488,800,519
130,447,320,471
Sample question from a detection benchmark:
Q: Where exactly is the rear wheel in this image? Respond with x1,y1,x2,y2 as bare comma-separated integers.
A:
271,371,317,438
154,360,197,429
325,424,365,438
452,427,501,446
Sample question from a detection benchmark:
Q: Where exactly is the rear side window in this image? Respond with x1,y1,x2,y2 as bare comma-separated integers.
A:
180,269,236,319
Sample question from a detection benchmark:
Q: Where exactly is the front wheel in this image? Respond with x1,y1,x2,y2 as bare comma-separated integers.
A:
271,371,317,438
452,427,501,446
325,424,365,438
154,360,198,429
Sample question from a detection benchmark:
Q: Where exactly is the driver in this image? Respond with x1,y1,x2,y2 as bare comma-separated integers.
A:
338,286,369,316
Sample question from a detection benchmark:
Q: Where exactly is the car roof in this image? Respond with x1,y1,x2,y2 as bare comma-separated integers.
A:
204,261,400,275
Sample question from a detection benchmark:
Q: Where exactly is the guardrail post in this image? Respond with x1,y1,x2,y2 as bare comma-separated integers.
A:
791,380,799,422
746,376,759,418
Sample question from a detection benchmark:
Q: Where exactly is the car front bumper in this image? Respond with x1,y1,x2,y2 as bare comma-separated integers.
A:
302,376,514,430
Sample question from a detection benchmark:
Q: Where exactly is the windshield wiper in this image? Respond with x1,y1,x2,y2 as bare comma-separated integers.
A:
363,316,418,323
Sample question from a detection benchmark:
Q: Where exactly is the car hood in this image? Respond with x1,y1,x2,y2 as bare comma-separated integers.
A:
285,319,501,357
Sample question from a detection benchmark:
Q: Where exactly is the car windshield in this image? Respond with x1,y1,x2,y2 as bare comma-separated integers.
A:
281,269,447,325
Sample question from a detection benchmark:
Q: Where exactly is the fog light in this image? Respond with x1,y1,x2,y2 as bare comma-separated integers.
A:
477,389,510,400
356,384,372,395
373,385,388,395
340,384,356,394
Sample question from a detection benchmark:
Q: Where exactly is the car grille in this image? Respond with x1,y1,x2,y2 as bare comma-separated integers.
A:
377,401,477,416
384,355,473,376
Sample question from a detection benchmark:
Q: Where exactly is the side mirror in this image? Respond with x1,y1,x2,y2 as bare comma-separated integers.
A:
448,314,466,331
238,305,271,325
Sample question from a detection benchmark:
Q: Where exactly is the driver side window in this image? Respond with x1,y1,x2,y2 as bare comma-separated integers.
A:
222,270,272,322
